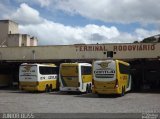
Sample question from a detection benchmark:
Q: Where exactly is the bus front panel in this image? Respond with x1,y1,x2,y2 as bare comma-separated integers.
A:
19,65,38,91
92,60,118,94
60,65,79,88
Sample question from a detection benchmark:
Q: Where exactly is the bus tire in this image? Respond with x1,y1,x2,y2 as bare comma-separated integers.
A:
89,84,92,93
98,94,104,98
45,85,49,92
49,84,53,92
121,87,125,96
86,84,89,93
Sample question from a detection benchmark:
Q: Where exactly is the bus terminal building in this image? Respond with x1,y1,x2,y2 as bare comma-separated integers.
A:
0,20,160,91
0,42,159,91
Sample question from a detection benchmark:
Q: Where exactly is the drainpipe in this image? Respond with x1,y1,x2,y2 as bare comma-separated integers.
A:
32,50,35,60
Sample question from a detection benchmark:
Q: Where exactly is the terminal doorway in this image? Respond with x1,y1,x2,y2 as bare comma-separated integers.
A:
130,59,160,92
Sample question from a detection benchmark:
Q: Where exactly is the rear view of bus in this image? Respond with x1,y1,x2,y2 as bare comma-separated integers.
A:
59,63,92,93
19,63,58,92
92,60,131,96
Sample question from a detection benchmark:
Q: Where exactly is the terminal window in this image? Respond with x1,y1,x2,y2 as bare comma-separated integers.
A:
107,51,113,58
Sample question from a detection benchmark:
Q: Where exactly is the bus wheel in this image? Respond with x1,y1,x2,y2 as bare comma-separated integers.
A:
98,94,104,98
86,85,89,93
89,84,92,93
45,85,49,92
121,87,125,96
49,85,53,92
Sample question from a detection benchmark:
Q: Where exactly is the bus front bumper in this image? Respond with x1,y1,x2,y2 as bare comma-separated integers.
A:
92,88,120,95
19,85,38,92
60,87,81,92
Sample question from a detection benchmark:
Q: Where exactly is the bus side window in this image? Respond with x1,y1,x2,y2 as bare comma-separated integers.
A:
51,67,58,74
55,67,59,74
81,66,92,75
119,63,130,74
39,67,57,75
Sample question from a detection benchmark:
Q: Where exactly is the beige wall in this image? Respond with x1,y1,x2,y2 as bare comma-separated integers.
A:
7,34,22,46
8,21,18,34
0,43,159,61
0,20,18,46
0,21,9,45
22,34,30,46
30,37,38,46
7,34,35,47
0,20,38,47
7,34,37,47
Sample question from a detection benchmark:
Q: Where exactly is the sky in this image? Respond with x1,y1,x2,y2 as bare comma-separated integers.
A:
0,0,160,45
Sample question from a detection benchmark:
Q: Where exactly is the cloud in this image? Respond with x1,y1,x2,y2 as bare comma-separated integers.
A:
15,0,53,7
4,3,159,45
7,3,122,45
19,20,121,45
10,3,43,24
6,0,160,26
55,0,160,25
37,0,52,7
135,28,160,40
0,2,14,19
20,18,158,45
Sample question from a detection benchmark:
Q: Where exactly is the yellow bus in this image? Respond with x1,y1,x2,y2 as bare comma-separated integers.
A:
92,60,132,96
19,63,58,92
59,63,92,93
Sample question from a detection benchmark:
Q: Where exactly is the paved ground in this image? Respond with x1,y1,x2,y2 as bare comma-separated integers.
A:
0,89,160,114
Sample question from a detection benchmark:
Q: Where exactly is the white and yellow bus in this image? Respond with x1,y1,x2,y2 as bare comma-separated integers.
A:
19,63,58,92
92,60,132,96
59,63,92,93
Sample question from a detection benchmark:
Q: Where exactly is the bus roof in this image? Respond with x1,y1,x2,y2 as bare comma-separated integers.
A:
60,63,91,66
94,60,129,66
20,63,57,67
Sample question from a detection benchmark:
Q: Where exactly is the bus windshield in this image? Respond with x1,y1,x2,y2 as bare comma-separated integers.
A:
19,65,37,81
60,66,79,87
20,65,37,75
61,66,78,76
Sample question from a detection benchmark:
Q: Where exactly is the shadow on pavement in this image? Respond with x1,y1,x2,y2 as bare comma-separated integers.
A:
131,89,160,94
74,93,120,98
49,91,82,95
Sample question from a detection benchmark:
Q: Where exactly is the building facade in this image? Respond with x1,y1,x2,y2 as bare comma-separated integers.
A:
0,20,38,47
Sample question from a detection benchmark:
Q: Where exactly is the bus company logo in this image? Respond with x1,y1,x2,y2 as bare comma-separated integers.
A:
24,66,32,72
98,62,110,69
94,68,115,78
